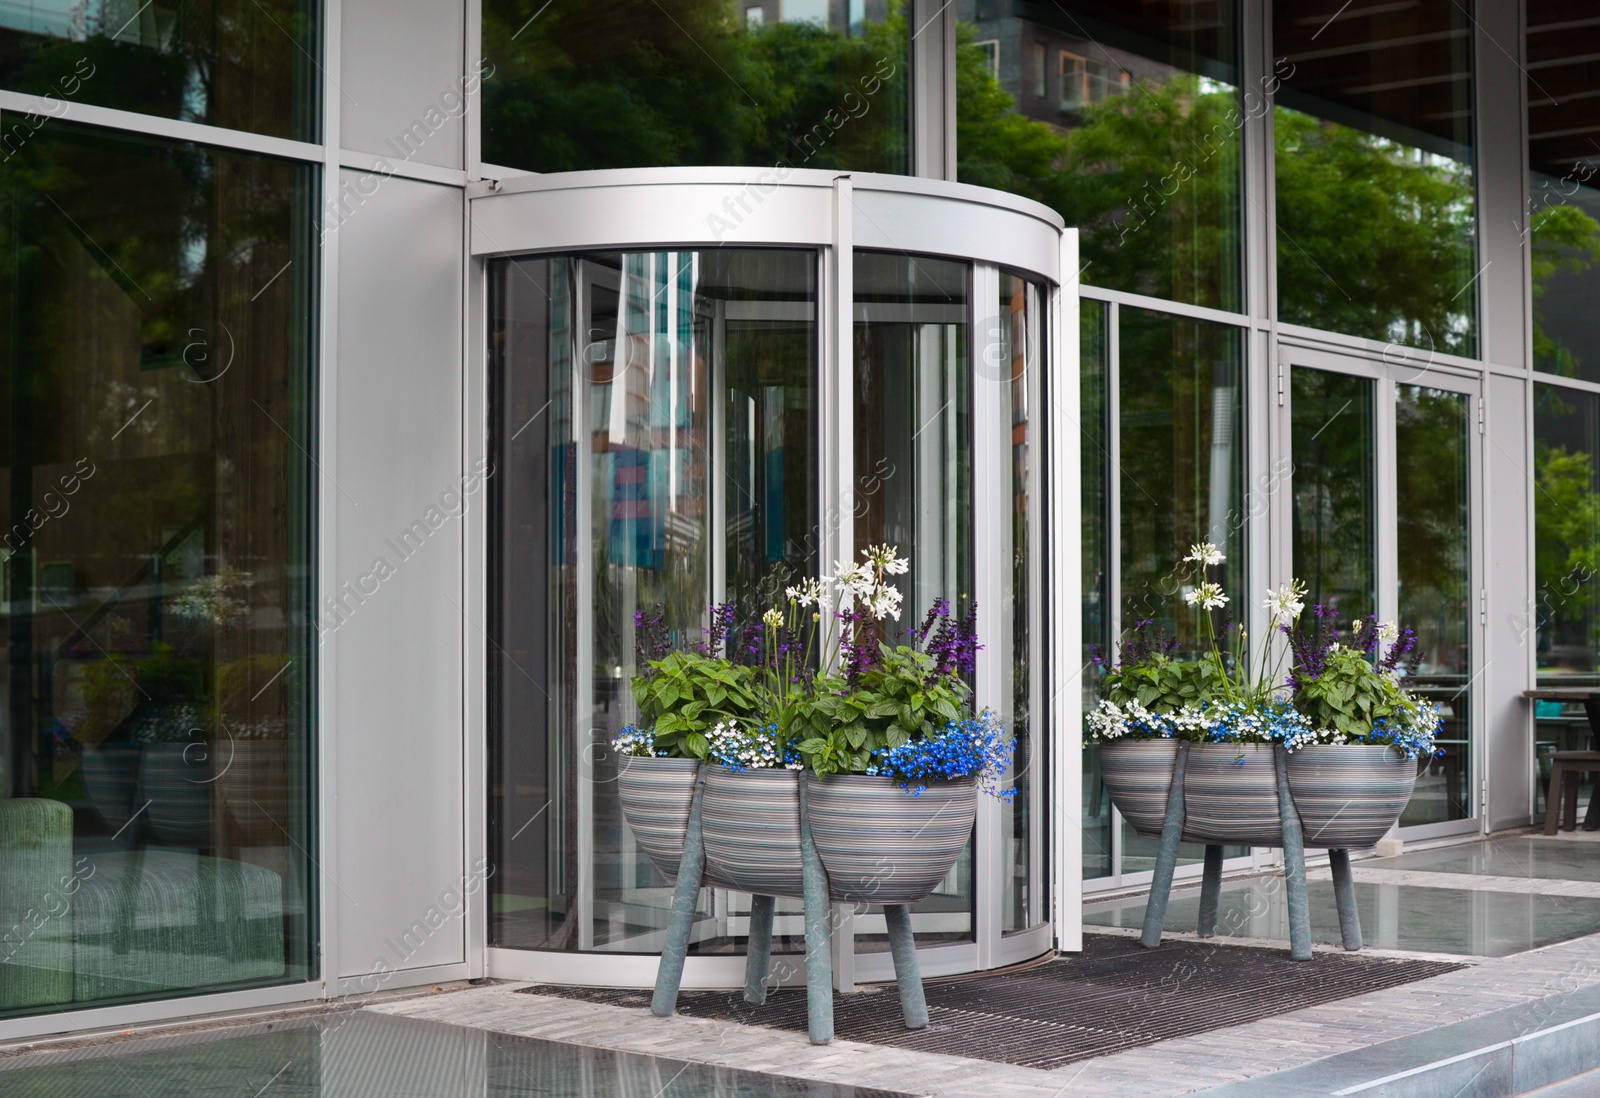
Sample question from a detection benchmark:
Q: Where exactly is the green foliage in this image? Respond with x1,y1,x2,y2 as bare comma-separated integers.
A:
1101,655,1219,717
631,650,761,761
1531,202,1600,375
795,645,968,776
1292,646,1414,739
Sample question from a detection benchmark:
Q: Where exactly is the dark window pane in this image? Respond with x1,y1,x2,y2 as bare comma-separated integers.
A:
1534,384,1600,681
1079,298,1111,882
481,1,908,174
1273,0,1476,356
0,1,320,142
1395,385,1471,826
1291,368,1375,624
957,1,1243,311
0,123,318,1016
1527,1,1600,381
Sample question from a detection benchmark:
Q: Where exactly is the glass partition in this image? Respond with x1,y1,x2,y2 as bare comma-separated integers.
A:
1291,368,1377,625
0,123,317,1017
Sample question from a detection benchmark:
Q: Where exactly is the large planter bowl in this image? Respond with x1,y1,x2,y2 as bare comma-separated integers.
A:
1184,743,1283,845
1097,738,1180,838
805,774,976,904
701,767,805,899
1288,744,1417,848
616,756,701,881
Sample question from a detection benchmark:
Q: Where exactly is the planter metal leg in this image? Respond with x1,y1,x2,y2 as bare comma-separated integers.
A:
652,769,707,1017
884,904,928,1030
1197,844,1224,938
1328,849,1363,951
798,777,834,1044
1140,741,1189,948
744,894,776,1004
1272,746,1313,962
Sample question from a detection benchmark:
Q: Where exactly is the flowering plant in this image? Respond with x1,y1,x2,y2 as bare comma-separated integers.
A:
1285,611,1441,759
614,544,1013,793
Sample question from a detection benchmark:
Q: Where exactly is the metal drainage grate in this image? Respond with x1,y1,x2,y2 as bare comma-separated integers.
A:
521,933,1466,1070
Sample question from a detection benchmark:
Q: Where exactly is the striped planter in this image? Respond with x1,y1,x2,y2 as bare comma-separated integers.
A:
806,774,976,904
616,756,701,882
702,767,806,899
1097,738,1180,838
1288,744,1416,849
1184,743,1284,846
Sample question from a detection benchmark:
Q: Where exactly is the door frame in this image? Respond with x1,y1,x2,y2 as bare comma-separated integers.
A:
1275,339,1486,841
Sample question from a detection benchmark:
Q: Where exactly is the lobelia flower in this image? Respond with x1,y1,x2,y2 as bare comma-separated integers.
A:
1184,582,1228,611
1185,541,1225,567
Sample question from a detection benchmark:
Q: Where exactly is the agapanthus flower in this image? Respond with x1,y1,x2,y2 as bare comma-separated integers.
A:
866,584,904,621
834,560,873,596
762,607,784,628
1263,580,1307,626
866,543,910,575
784,577,828,607
1184,582,1228,611
1185,542,1224,567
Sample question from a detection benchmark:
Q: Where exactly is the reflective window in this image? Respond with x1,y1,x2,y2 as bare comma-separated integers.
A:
0,0,320,141
0,123,317,1016
956,1,1243,312
1291,368,1376,624
1079,300,1111,882
852,251,975,948
1534,384,1600,681
481,0,908,174
488,249,817,954
1395,385,1472,826
1273,0,1477,356
1527,1,1600,382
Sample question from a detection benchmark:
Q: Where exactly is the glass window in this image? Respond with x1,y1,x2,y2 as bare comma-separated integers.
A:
851,251,975,948
481,0,908,175
1526,1,1600,382
957,0,1243,312
488,248,817,955
0,0,320,141
1395,385,1472,826
0,123,317,1016
1080,299,1111,882
1291,368,1376,624
1031,42,1046,100
1272,0,1476,356
1534,384,1600,681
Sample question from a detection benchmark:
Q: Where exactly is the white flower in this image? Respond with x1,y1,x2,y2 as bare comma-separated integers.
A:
1184,542,1224,567
865,543,910,575
1184,581,1228,611
1263,580,1307,625
833,560,874,596
762,607,784,628
785,577,828,607
866,584,904,621
1378,621,1399,644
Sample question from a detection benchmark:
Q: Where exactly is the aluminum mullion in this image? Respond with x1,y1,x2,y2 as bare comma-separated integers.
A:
1078,284,1250,329
1055,231,1083,949
1106,300,1124,881
573,264,595,953
0,90,325,162
972,262,1004,970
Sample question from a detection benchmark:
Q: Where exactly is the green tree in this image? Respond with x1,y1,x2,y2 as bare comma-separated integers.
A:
1530,202,1600,376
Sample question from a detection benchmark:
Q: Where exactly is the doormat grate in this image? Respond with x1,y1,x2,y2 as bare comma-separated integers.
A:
520,933,1466,1070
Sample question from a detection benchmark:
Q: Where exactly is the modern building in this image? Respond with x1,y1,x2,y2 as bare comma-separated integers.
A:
0,0,1594,1043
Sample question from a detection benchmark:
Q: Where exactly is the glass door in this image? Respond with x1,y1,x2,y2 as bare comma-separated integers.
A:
1280,347,1481,838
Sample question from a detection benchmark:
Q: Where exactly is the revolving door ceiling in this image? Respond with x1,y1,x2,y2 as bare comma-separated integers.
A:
479,170,1069,985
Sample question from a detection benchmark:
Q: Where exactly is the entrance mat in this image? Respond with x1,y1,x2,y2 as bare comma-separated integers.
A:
520,933,1466,1070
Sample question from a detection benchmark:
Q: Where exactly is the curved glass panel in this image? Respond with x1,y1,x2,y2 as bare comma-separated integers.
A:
851,251,974,950
488,248,817,955
481,0,908,175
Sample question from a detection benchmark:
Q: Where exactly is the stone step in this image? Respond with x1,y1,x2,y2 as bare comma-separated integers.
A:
1194,982,1600,1097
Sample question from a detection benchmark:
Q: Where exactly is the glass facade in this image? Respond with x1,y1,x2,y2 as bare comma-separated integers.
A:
0,123,317,1016
0,0,320,141
956,0,1243,311
1272,0,1477,356
480,0,909,174
1291,369,1376,625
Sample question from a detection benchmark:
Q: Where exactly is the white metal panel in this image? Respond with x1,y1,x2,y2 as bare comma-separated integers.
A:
332,173,468,978
340,0,466,170
851,188,1060,283
1485,372,1534,829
